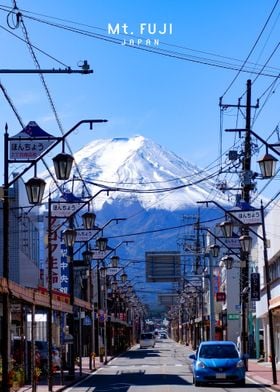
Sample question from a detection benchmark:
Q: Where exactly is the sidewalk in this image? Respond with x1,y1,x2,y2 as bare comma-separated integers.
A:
17,356,112,392
247,359,280,391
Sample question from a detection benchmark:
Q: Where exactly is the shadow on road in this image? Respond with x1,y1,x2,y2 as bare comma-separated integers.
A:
79,372,191,391
119,349,161,359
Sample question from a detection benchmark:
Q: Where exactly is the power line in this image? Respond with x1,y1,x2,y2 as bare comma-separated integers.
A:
1,5,279,78
221,0,280,98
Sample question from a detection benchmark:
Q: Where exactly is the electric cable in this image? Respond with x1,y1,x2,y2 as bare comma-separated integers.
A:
221,0,280,98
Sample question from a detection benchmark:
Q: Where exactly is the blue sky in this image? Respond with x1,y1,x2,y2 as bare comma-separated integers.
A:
1,0,280,199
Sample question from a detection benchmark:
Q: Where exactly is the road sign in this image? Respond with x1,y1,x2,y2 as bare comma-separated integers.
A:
91,249,112,260
9,121,56,160
75,229,99,242
230,209,262,225
106,267,122,276
51,202,84,217
228,313,240,320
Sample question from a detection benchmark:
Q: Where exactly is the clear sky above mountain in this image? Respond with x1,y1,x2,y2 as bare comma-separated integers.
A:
1,1,280,200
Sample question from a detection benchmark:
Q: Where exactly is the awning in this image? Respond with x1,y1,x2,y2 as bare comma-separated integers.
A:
0,278,92,313
269,295,280,310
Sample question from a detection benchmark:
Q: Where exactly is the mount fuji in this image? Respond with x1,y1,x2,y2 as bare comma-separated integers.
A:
53,135,223,209
43,135,228,313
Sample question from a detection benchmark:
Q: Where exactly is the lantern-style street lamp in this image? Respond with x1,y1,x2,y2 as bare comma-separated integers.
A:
239,234,252,253
209,243,220,258
82,211,96,229
96,237,108,251
25,176,46,204
62,227,77,247
52,152,74,180
111,255,119,268
220,255,234,270
258,153,278,179
121,271,128,283
220,220,233,238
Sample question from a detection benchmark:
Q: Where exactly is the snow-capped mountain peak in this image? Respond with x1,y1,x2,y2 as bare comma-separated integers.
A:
44,135,223,211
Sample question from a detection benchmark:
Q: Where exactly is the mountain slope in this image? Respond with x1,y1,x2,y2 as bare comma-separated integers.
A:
46,135,226,211
42,135,228,312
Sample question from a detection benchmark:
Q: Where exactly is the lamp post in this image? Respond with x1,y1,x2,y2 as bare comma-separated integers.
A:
46,150,76,391
82,248,95,369
208,244,220,341
62,224,77,378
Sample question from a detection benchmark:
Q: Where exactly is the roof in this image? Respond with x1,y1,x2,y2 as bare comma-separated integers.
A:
199,341,236,345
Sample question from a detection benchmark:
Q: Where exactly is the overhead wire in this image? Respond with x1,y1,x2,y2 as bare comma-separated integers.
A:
0,5,279,78
0,24,70,67
9,2,92,197
221,0,280,98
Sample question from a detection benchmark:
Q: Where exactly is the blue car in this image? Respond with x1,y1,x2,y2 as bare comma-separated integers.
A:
189,341,246,387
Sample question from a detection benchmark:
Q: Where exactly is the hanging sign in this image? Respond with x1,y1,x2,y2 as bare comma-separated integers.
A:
9,121,56,161
75,229,99,242
50,202,84,217
251,272,260,301
229,209,262,225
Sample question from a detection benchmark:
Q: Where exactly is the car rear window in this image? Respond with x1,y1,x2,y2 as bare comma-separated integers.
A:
199,344,239,359
141,333,154,339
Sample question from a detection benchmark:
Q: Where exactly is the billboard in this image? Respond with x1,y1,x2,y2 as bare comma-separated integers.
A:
145,251,181,282
158,293,178,306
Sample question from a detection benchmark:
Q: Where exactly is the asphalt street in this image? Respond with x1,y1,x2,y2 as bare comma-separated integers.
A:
63,339,271,392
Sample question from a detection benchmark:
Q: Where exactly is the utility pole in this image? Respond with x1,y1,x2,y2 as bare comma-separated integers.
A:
220,79,259,368
240,79,252,367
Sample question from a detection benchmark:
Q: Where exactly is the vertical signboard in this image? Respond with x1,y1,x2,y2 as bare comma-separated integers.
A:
45,216,69,293
251,272,260,301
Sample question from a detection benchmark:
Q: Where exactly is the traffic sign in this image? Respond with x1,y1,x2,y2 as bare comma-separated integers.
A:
228,314,240,320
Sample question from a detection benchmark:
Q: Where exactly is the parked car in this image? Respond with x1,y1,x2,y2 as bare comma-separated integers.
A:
139,332,156,349
189,341,246,387
160,332,168,339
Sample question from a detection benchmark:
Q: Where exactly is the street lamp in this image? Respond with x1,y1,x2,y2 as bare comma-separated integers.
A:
96,237,108,252
220,255,234,270
25,176,46,204
82,211,96,230
120,271,128,283
209,244,220,258
62,227,77,247
111,255,120,268
258,153,278,179
220,220,233,238
239,234,252,253
52,152,74,180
